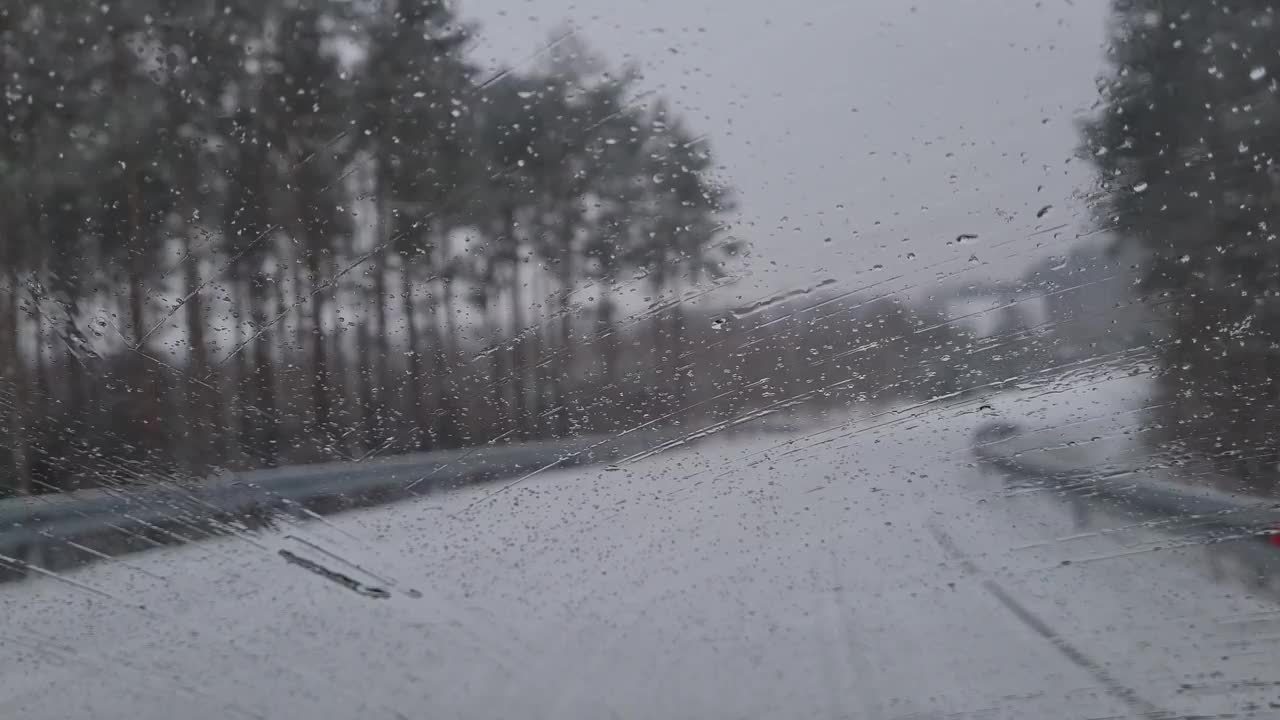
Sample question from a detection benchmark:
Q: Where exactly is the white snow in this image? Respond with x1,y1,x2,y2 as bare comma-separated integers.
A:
978,360,1161,472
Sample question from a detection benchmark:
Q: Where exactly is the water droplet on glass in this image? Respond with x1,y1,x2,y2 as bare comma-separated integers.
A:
1251,66,1268,81
1036,204,1053,218
1133,181,1149,193
906,252,917,260
653,173,666,184
710,317,726,330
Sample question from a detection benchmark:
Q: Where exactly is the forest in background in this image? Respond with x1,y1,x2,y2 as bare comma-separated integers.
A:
0,0,738,492
1,0,989,496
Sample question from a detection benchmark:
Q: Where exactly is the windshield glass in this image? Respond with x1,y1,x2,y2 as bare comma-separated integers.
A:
3,1,1280,718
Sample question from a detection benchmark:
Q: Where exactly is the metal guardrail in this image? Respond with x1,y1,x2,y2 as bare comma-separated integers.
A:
972,415,1280,543
0,430,675,579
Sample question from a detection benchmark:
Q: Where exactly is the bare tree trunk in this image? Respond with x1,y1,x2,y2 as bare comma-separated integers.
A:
271,262,293,464
399,264,431,450
530,268,548,438
27,280,47,415
127,259,147,352
597,290,620,425
426,273,450,448
482,296,507,437
504,207,528,439
356,316,377,452
649,273,668,411
227,282,247,467
291,257,307,355
182,231,214,472
248,268,278,465
552,247,574,438
367,190,392,449
3,259,30,496
31,287,49,406
329,295,351,458
306,248,333,453
126,172,148,351
126,171,164,464
437,234,459,447
669,298,687,405
56,277,87,444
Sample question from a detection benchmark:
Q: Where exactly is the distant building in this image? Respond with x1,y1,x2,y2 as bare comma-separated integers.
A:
1022,239,1157,362
940,280,1049,340
931,238,1157,392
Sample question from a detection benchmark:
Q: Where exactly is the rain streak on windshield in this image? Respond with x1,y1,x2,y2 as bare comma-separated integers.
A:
3,1,1280,718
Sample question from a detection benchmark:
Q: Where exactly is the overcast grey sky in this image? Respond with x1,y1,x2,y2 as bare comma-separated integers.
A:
460,0,1112,306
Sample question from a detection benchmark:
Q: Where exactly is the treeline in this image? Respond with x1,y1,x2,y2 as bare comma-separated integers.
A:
0,0,740,493
0,1,994,498
1084,1,1280,494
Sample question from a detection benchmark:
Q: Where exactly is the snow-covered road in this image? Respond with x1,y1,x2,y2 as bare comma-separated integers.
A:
2,386,1278,719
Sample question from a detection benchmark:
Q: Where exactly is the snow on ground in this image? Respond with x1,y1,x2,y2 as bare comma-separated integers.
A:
977,358,1161,472
1,387,1278,719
